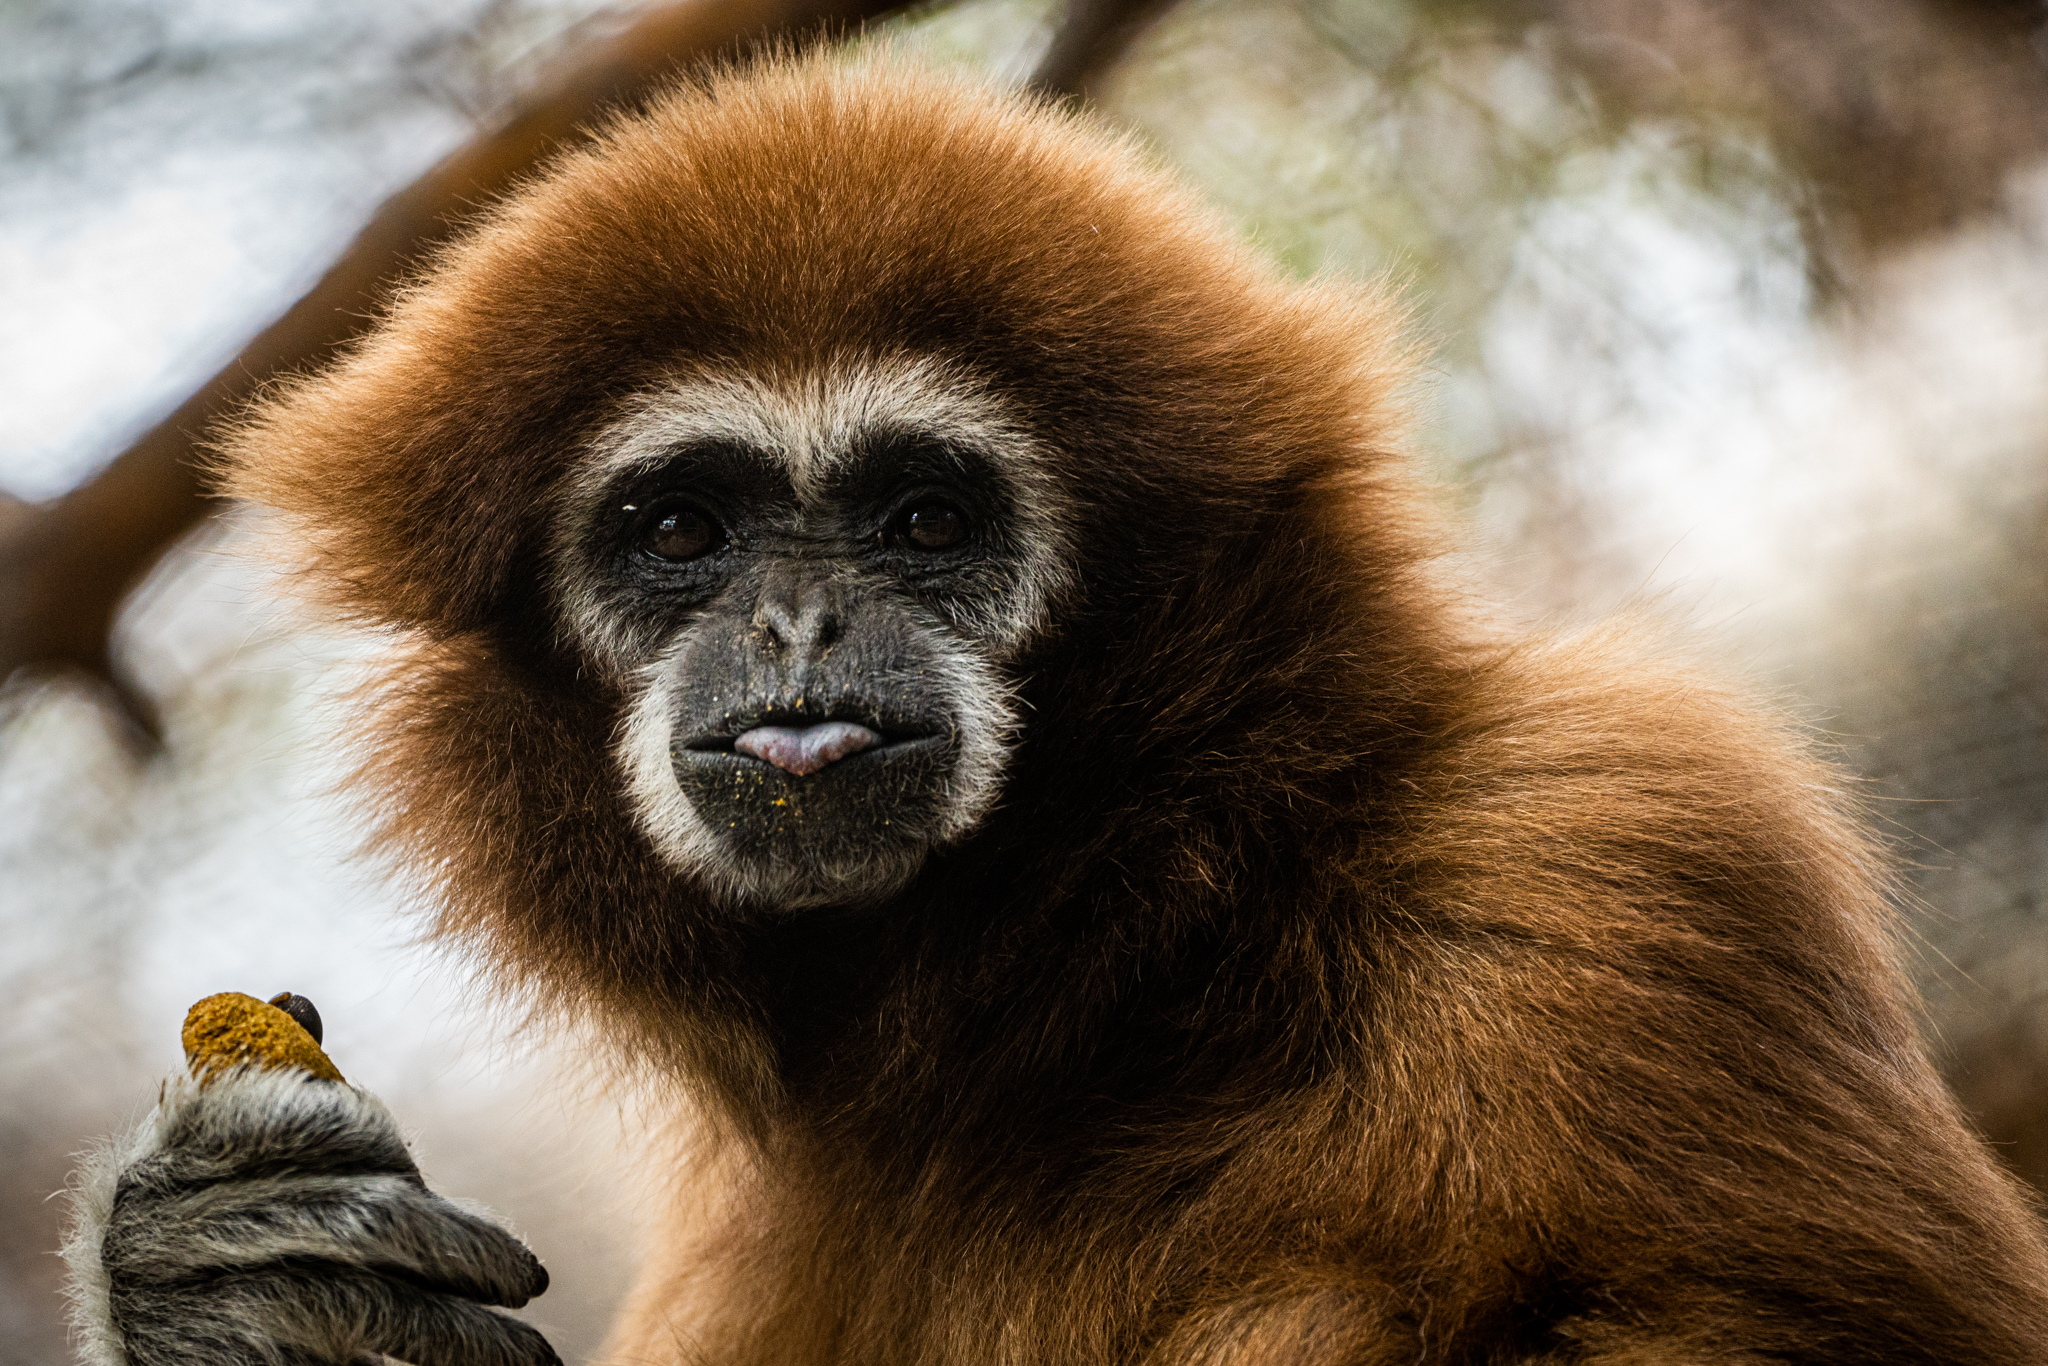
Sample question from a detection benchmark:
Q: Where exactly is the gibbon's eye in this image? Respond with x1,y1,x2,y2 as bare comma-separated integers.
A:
637,502,724,562
890,500,970,552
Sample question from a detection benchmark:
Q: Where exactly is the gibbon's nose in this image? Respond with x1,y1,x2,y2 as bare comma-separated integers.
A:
733,721,880,776
753,566,844,665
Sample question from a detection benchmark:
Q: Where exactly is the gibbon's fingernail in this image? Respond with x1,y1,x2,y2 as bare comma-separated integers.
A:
734,721,880,776
267,991,324,1045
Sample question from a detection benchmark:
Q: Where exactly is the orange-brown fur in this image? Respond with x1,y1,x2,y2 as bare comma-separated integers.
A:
221,54,2048,1364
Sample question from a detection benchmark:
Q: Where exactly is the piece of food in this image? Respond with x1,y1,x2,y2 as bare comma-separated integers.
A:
181,990,344,1083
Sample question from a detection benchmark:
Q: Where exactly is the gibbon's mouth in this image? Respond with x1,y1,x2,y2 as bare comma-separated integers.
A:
679,708,943,777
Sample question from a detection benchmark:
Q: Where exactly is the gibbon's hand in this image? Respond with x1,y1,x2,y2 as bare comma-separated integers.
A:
64,1068,560,1366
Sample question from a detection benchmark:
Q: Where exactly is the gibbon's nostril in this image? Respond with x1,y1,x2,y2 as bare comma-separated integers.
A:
754,601,839,658
734,722,879,776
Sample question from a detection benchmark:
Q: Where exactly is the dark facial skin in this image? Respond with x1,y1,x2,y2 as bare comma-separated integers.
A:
574,429,1036,907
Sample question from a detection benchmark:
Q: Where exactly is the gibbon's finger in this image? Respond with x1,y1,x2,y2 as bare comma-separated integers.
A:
113,1267,560,1366
344,1278,562,1366
378,1189,552,1307
118,1172,548,1307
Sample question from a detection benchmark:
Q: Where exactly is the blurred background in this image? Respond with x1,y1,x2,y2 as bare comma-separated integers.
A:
4,0,2048,1359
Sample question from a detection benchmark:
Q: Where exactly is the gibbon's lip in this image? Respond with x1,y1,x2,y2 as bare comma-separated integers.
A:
678,705,943,772
675,729,948,782
731,722,880,776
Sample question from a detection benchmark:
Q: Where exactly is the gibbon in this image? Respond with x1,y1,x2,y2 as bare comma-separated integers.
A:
68,51,2048,1366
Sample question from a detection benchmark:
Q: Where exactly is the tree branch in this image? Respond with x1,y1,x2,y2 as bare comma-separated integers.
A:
1029,0,1181,100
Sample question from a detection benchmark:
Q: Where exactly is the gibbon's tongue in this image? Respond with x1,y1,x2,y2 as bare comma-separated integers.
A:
733,721,881,776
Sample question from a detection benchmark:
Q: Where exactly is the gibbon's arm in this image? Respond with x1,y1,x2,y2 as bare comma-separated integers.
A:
64,1068,557,1366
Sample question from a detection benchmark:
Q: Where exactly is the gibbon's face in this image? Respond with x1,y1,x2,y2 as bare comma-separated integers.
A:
552,359,1074,910
223,58,1400,944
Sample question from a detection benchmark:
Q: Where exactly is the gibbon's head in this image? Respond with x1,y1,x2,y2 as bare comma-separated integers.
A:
221,53,1418,980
